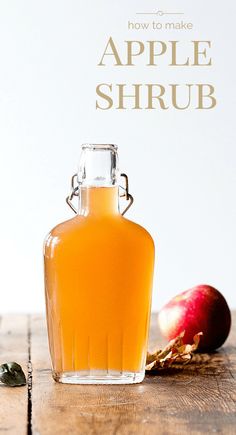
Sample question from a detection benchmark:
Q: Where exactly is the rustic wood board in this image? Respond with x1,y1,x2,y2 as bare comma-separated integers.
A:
0,313,236,434
0,315,29,434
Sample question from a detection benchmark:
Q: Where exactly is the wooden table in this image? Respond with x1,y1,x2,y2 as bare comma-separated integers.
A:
0,313,235,435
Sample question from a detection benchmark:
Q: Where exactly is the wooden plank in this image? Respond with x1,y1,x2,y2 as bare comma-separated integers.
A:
31,312,236,435
0,315,28,435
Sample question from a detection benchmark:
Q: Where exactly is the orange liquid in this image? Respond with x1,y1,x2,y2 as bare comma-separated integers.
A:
44,187,155,374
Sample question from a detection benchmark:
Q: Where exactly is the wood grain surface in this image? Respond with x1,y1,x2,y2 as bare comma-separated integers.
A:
0,315,29,434
0,313,235,435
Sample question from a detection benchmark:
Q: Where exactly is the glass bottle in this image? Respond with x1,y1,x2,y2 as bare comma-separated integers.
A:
44,144,155,384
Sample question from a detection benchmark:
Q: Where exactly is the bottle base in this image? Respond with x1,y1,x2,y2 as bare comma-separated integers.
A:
52,370,145,385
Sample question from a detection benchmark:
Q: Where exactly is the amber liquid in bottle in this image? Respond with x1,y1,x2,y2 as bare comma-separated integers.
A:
44,144,155,384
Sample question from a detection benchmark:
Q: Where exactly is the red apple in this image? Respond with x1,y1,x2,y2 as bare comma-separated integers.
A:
158,285,231,351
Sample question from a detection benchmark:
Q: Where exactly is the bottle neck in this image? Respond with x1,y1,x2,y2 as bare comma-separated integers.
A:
79,186,119,216
77,144,120,217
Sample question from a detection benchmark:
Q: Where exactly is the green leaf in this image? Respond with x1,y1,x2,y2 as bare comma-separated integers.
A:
0,362,27,387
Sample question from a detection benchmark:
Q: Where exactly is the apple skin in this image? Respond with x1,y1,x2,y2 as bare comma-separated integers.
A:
158,285,231,352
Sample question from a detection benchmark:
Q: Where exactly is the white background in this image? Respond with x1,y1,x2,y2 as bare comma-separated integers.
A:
0,1,235,313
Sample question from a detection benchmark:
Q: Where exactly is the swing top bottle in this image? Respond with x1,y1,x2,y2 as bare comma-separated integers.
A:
44,144,155,384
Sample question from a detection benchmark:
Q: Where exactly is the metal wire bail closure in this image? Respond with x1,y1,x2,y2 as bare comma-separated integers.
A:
66,173,134,216
119,173,134,215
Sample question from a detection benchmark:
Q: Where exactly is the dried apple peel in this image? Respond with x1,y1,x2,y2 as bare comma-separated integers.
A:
146,331,203,371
